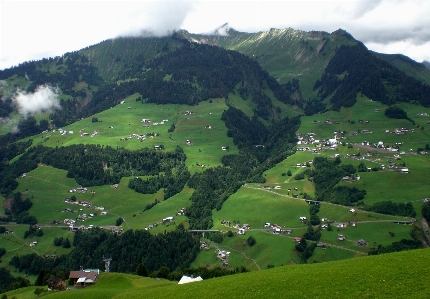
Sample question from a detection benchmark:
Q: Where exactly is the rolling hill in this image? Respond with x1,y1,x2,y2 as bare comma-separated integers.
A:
3,248,430,299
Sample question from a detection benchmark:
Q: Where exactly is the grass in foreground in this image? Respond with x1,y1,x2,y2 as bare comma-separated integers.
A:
9,248,428,299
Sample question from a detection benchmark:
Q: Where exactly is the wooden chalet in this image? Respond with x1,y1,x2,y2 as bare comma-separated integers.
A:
69,270,99,286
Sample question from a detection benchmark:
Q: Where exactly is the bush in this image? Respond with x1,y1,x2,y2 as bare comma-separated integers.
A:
136,263,148,277
247,236,256,247
61,238,71,248
53,236,63,246
385,106,408,119
115,217,124,226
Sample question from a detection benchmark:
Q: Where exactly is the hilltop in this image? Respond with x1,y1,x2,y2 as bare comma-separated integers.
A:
4,248,430,298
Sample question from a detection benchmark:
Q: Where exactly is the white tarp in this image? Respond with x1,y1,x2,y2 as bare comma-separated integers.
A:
178,275,203,284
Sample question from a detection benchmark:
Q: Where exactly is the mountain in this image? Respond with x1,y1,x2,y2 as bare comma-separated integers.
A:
181,26,430,112
179,26,359,101
373,52,430,85
422,60,430,69
1,26,430,295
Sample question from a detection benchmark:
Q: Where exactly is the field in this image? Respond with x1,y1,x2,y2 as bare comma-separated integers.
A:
29,97,238,173
4,248,430,299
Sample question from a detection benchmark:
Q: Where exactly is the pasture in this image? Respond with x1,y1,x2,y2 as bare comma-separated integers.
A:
8,248,429,299
30,97,238,173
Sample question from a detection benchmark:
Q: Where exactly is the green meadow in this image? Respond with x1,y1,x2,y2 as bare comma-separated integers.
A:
5,248,430,299
2,91,430,283
211,186,310,230
30,97,238,173
298,95,430,150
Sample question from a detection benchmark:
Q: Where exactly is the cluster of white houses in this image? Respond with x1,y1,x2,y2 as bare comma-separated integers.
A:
64,198,92,208
68,187,89,193
80,130,99,137
140,118,169,125
145,216,175,230
264,222,292,235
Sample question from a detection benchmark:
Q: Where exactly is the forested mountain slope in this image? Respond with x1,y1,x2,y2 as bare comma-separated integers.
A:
373,52,430,85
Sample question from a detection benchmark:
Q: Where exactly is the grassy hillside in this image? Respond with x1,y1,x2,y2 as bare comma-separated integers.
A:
2,94,429,275
5,248,430,299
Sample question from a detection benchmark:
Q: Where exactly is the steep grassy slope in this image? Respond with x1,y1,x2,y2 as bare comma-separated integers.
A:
6,248,429,299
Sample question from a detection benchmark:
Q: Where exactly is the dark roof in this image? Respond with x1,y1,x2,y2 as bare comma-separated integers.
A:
69,270,98,280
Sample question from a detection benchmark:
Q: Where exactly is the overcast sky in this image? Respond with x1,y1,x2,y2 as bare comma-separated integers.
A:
1,0,429,70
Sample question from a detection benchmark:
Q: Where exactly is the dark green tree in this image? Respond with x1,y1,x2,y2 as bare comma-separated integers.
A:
115,217,124,226
136,263,148,277
61,238,71,248
247,236,256,247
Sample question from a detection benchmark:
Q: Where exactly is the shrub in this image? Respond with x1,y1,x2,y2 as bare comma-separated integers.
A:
247,236,256,247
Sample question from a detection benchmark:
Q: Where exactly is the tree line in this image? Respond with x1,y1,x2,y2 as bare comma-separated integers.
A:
0,144,188,197
9,227,200,277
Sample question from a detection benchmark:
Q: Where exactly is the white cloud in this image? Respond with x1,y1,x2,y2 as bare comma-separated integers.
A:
12,85,61,116
1,0,429,70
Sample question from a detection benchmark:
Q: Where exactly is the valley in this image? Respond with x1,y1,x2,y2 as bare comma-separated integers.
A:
0,26,430,297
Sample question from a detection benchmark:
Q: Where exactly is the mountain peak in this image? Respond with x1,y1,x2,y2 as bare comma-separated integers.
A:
213,23,231,36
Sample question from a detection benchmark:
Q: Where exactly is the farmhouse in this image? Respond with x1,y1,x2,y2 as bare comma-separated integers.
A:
357,239,368,246
342,176,350,182
162,216,174,223
69,269,99,286
216,249,230,260
272,226,282,234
